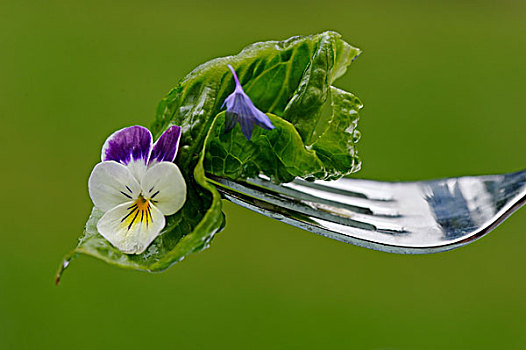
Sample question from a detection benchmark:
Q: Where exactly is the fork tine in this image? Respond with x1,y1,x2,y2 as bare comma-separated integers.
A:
213,178,424,253
294,177,396,202
208,170,526,254
209,176,408,235
252,177,401,217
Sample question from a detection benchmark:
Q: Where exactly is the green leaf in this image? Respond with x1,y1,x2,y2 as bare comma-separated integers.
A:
154,31,362,183
205,112,324,183
57,31,362,281
310,86,362,180
205,88,362,183
56,117,224,280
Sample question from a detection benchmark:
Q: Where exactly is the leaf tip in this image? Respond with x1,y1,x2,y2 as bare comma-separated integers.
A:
54,251,78,286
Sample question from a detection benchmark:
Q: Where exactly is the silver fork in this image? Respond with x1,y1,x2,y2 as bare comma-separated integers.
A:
208,170,526,254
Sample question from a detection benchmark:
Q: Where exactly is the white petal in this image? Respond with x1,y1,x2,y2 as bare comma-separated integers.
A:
88,161,141,212
96,201,165,254
126,159,148,183
141,162,187,215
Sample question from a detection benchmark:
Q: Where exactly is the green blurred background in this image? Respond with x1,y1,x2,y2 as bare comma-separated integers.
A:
2,0,525,348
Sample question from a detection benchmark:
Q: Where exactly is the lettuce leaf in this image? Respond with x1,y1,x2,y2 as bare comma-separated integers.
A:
205,87,362,183
56,31,362,281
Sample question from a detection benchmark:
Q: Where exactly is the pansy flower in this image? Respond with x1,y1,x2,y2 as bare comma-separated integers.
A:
88,125,186,254
222,64,274,140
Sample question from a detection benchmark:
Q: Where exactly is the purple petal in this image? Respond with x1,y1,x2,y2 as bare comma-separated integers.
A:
149,125,182,165
224,112,238,134
223,93,235,111
230,92,250,115
253,110,275,130
223,65,275,140
238,114,254,140
101,126,152,166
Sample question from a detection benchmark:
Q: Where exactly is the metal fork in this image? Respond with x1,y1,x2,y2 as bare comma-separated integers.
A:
208,170,526,254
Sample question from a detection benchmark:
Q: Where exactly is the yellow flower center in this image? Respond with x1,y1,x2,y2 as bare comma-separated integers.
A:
121,195,153,230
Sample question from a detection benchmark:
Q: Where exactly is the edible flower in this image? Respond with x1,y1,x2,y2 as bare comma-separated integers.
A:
88,125,186,254
222,64,274,140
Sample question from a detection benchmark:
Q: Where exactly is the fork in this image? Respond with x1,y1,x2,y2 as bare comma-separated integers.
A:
208,169,526,254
